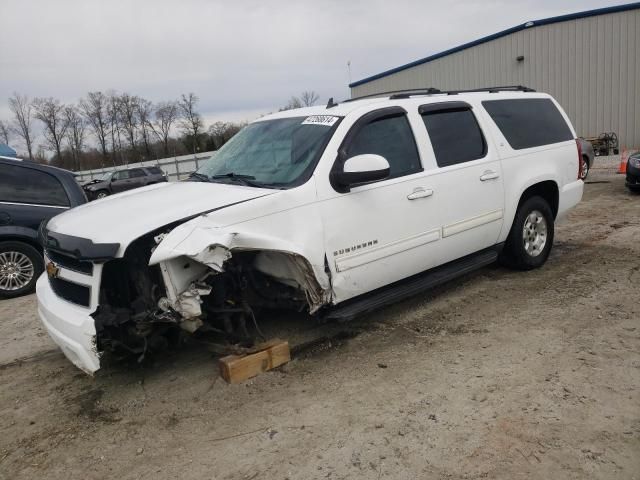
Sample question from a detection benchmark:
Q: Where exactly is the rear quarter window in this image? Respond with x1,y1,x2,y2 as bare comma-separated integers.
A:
146,167,162,174
482,98,573,150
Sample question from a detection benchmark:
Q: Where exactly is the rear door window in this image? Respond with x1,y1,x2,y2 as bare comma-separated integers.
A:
346,114,421,178
129,169,145,178
146,167,162,174
482,98,573,149
0,163,70,206
420,107,486,167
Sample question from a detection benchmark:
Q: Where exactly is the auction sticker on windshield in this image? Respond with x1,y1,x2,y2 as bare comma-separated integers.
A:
302,115,340,126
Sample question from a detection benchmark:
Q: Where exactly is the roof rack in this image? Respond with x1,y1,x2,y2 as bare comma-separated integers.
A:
442,85,536,95
344,85,535,103
342,87,440,103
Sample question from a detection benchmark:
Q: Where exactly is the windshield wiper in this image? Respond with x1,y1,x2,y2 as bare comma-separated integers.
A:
188,172,211,182
211,172,264,187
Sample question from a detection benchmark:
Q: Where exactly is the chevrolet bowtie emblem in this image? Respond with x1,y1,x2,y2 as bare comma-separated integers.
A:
46,262,60,279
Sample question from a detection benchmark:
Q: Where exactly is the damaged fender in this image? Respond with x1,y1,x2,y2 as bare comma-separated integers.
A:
149,220,332,314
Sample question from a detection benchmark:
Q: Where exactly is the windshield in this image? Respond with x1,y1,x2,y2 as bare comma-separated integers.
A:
195,116,339,188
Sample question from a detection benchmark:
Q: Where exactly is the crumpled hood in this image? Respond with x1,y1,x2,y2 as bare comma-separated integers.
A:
47,182,273,254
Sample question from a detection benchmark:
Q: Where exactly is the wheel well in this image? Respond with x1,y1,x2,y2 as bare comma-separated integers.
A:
518,181,559,219
582,154,591,167
0,235,43,254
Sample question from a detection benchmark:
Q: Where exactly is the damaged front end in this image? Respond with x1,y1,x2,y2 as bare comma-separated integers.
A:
93,225,330,361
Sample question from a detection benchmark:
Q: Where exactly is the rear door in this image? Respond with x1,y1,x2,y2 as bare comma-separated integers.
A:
0,162,71,232
128,168,147,188
418,101,505,262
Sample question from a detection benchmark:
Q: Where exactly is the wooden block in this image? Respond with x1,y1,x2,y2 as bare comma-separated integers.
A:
218,339,290,384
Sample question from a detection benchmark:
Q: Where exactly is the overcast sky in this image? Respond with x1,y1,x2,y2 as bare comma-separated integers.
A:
0,0,623,138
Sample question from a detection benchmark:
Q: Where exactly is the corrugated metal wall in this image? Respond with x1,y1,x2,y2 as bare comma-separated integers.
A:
351,9,640,149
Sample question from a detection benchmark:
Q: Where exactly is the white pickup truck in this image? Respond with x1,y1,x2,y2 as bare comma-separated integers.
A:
36,86,584,373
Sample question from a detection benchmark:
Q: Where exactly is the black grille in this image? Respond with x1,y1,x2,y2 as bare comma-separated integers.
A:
49,277,91,307
46,249,94,275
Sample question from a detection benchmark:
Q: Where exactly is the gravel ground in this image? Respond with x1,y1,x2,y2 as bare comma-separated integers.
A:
0,169,638,480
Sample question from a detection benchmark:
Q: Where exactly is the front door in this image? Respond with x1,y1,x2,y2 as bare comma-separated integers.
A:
319,108,443,303
110,170,131,193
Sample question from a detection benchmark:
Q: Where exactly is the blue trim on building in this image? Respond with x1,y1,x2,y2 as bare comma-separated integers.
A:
349,2,640,88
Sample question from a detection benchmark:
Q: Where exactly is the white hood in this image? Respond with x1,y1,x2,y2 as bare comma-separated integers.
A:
47,182,274,253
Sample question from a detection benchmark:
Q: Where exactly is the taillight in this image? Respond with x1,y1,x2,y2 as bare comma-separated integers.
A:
576,139,584,180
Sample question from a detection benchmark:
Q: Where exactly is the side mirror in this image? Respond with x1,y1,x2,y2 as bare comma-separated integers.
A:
331,154,390,192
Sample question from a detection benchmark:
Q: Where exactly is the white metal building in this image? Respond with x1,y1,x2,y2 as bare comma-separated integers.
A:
350,3,640,149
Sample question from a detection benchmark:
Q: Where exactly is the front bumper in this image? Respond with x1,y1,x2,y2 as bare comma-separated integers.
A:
626,163,640,189
36,269,101,374
83,189,100,200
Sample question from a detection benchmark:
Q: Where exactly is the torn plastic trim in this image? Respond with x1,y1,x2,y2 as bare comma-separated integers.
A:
149,225,332,313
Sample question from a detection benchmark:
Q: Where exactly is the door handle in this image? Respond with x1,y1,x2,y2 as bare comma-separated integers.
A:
480,170,500,181
407,188,434,200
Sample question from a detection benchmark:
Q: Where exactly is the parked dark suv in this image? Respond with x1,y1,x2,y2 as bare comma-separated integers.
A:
83,166,168,200
0,157,87,297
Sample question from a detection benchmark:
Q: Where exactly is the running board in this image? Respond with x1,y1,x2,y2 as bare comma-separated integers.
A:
324,246,500,321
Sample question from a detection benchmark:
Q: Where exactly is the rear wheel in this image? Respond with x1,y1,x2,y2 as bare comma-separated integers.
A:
500,196,554,270
0,241,43,298
580,156,589,180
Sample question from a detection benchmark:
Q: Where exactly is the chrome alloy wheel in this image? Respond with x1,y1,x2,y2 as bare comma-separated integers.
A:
522,210,548,257
0,251,35,291
579,158,589,180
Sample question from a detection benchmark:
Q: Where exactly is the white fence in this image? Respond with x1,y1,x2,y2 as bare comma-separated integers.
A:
74,151,216,182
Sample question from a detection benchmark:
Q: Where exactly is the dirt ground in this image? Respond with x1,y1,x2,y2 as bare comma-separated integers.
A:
1,167,638,480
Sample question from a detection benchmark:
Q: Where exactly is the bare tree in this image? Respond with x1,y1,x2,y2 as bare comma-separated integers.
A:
136,97,154,159
80,91,109,159
118,93,139,159
178,93,204,153
106,91,122,166
0,120,10,145
33,97,69,161
149,101,178,156
300,90,320,107
65,106,86,171
8,93,36,160
279,96,303,111
208,121,244,149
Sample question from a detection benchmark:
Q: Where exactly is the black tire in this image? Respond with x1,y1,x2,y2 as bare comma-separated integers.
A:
499,196,554,270
95,190,109,199
0,241,44,298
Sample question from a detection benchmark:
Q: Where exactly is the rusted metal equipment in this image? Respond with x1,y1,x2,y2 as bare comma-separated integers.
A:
583,132,619,156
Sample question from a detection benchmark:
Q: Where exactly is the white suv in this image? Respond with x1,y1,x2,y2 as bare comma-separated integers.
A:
36,86,584,373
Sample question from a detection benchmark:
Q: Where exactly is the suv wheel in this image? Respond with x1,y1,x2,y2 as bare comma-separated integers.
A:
96,190,109,199
0,241,44,298
500,196,554,270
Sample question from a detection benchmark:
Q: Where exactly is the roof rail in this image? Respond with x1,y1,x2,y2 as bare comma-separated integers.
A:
345,85,535,103
443,85,536,95
343,87,441,103
390,88,441,99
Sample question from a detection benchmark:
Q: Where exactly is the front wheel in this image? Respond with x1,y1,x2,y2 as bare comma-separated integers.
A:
0,241,44,298
96,190,109,199
500,196,554,270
